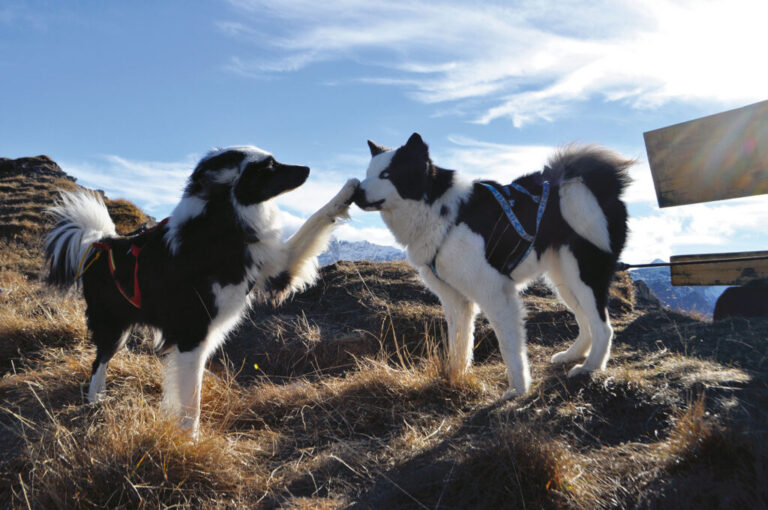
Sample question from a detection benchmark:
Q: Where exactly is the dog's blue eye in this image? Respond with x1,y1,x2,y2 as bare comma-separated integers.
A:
379,171,390,179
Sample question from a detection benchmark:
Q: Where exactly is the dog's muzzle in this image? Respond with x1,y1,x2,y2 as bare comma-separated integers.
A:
352,187,384,211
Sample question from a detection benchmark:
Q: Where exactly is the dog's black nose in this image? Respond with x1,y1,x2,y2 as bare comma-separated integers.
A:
351,186,366,207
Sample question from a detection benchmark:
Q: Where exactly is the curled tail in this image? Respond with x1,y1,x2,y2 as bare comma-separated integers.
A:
547,145,633,256
43,190,117,288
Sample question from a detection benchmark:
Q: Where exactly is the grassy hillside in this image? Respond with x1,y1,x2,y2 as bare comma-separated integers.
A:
1,157,766,509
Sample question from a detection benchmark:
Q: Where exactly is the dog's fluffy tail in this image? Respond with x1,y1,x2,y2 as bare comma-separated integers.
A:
547,145,633,255
43,190,117,288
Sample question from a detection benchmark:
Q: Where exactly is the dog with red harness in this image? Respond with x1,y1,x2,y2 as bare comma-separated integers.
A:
44,146,358,438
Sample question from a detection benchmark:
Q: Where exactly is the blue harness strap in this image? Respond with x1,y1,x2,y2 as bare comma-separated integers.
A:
479,180,550,271
427,180,550,283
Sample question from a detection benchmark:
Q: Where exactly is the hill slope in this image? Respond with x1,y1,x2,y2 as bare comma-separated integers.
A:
0,156,766,509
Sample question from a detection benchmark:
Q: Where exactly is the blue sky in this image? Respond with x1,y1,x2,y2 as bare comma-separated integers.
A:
2,0,767,263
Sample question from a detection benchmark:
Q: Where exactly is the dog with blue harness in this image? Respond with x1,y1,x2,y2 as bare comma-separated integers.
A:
353,133,632,399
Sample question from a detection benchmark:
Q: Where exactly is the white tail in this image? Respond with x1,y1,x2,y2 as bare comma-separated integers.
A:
559,178,612,253
43,190,117,287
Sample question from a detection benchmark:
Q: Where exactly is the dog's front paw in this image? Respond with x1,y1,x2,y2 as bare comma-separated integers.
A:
340,178,360,205
501,388,523,401
326,179,360,218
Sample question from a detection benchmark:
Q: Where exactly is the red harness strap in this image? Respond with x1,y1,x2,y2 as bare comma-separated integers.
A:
90,217,169,309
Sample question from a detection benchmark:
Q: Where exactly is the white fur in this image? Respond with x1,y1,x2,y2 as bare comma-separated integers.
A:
560,178,612,253
50,144,358,439
358,156,617,398
161,281,250,438
164,145,274,255
88,363,108,402
45,191,117,281
87,331,130,402
165,195,207,254
153,148,359,437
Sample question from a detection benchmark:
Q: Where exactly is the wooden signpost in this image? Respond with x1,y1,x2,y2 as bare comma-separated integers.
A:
644,100,768,286
669,251,768,286
644,99,768,208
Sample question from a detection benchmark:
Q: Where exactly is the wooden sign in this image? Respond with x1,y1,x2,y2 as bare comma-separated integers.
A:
670,250,768,286
644,100,768,208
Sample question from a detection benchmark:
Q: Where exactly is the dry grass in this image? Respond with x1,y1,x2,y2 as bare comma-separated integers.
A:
2,156,767,508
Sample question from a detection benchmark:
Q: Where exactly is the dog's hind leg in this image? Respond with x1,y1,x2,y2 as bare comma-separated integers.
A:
421,268,477,381
548,252,593,365
557,246,614,377
88,327,130,402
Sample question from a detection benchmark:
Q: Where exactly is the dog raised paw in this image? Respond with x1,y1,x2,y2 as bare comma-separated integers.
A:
325,178,360,218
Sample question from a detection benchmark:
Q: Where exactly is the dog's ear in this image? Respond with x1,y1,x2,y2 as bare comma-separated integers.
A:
404,132,429,159
194,149,246,176
367,140,388,157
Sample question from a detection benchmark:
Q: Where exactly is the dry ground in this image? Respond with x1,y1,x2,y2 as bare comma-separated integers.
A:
1,157,767,509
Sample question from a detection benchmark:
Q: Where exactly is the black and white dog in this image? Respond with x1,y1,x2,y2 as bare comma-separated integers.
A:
44,146,358,437
353,133,631,399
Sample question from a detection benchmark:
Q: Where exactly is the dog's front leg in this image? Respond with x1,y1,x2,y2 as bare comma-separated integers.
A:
267,179,359,303
284,178,359,271
420,267,478,382
162,345,207,440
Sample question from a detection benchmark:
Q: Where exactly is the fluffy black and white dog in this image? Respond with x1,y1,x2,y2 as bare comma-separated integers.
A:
353,133,631,399
44,146,358,437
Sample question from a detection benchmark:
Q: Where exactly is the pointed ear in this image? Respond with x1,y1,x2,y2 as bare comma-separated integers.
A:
367,140,388,157
405,132,428,157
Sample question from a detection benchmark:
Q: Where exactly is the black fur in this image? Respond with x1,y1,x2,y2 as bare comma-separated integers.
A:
455,146,631,320
44,222,83,287
384,133,455,205
44,148,311,384
235,157,310,205
265,271,291,294
367,140,389,156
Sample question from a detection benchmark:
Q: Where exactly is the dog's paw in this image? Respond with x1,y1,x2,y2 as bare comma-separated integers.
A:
567,364,593,378
551,350,584,365
501,388,523,401
326,179,360,218
341,178,360,205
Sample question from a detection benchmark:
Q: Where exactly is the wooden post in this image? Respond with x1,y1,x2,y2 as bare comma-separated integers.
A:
644,100,768,208
670,251,768,286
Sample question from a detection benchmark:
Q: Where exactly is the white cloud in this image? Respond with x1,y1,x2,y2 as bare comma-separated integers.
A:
63,143,768,261
333,221,399,247
440,136,657,204
624,195,768,264
223,0,768,125
60,155,197,216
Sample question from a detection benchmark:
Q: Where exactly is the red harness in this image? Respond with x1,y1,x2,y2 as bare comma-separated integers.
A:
86,218,169,309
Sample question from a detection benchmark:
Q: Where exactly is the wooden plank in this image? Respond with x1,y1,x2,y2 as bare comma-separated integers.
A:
644,100,768,208
670,250,768,286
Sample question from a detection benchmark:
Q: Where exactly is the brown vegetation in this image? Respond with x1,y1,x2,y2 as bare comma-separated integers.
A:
1,157,766,508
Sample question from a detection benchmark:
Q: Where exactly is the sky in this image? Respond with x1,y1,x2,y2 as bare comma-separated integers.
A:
2,0,767,264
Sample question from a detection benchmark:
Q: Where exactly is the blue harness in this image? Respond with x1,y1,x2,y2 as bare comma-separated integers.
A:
428,180,550,281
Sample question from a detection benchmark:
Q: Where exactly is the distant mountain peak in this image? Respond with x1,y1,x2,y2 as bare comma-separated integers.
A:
319,238,405,266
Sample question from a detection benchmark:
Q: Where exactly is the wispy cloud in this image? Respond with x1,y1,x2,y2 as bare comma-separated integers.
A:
62,144,767,259
624,195,768,263
60,155,197,215
438,136,656,204
222,0,768,126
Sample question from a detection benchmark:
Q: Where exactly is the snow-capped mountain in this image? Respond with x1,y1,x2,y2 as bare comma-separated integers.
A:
628,260,726,317
319,245,726,317
319,239,405,266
